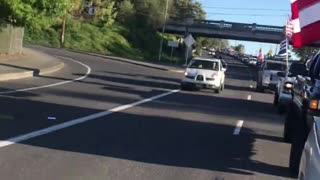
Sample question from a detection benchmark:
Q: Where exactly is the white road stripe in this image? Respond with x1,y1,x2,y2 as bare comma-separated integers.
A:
0,57,91,95
247,95,252,100
233,120,244,135
0,89,180,148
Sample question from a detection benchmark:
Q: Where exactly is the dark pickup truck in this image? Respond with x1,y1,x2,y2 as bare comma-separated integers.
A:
284,52,320,175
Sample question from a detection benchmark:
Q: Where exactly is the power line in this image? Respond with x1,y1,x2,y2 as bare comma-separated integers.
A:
205,12,288,17
201,6,290,12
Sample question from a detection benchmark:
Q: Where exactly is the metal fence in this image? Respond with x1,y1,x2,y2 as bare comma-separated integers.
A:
0,24,24,55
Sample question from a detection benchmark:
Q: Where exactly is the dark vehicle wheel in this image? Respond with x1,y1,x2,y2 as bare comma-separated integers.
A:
284,103,294,143
215,87,221,94
180,83,188,90
256,84,264,93
221,83,225,91
289,113,308,176
273,91,279,106
278,105,286,114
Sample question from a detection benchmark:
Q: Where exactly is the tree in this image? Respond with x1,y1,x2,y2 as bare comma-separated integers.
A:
234,44,245,54
90,0,118,26
292,47,319,60
0,0,71,29
117,0,135,24
198,38,228,50
191,2,206,20
173,0,206,20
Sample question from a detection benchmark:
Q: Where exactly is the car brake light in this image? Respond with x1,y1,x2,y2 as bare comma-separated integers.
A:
310,100,319,110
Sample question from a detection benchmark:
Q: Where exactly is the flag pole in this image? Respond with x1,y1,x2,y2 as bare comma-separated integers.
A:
285,17,289,71
285,37,289,71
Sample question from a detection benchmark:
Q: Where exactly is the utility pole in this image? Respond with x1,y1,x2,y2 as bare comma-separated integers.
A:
61,18,66,47
158,0,169,61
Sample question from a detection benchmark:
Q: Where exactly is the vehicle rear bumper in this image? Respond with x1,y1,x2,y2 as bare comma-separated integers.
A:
279,93,292,106
181,79,220,89
262,83,277,90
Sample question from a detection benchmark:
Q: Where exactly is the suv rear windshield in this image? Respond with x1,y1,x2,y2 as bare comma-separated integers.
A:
289,63,308,77
189,60,219,71
265,62,286,71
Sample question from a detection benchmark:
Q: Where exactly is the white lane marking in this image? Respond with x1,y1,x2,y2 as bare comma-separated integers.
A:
0,57,91,95
0,89,180,148
233,120,244,135
247,95,252,100
249,85,253,89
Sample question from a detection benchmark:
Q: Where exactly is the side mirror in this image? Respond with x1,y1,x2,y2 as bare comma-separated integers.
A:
222,68,227,72
277,71,286,77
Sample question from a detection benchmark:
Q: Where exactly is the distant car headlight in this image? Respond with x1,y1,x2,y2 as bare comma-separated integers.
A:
184,71,188,76
284,83,293,89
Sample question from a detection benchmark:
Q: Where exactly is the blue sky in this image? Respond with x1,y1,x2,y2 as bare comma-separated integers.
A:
195,0,291,56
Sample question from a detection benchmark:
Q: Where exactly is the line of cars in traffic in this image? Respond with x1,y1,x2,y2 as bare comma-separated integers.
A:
241,56,258,66
180,49,320,179
254,52,320,179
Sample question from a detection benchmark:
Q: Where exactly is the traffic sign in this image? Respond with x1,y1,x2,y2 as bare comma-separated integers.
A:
184,34,195,47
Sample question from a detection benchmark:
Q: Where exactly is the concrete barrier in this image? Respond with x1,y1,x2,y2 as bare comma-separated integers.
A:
0,24,24,55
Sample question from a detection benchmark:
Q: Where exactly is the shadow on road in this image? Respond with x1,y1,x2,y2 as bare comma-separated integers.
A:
143,91,280,123
0,86,292,178
19,111,291,178
74,73,180,90
100,71,181,83
0,51,292,178
224,84,253,92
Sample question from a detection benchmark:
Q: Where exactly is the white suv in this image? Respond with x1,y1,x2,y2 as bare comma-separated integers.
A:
181,58,226,93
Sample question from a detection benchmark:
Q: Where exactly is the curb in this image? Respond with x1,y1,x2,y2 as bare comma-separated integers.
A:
0,62,64,82
0,71,34,81
39,62,65,76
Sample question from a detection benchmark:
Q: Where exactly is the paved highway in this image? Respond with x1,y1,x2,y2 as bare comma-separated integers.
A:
0,46,293,180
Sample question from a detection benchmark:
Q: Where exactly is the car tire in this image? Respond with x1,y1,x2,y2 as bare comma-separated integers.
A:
256,84,264,93
256,84,261,92
289,112,308,176
221,83,225,91
180,83,187,91
214,88,221,94
273,91,279,106
278,105,286,114
284,103,294,143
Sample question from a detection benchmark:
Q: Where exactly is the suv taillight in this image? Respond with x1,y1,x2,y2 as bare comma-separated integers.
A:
310,100,319,110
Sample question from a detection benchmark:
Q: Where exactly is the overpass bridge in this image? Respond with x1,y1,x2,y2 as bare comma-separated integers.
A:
163,19,286,44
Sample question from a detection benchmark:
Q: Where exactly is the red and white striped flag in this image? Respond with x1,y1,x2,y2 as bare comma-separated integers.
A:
299,0,320,46
257,48,264,61
286,16,294,38
290,0,320,48
290,0,303,48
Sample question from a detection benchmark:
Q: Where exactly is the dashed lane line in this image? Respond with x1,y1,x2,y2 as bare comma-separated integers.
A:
233,120,244,135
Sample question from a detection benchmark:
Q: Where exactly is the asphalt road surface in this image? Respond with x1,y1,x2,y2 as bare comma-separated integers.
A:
0,46,293,180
